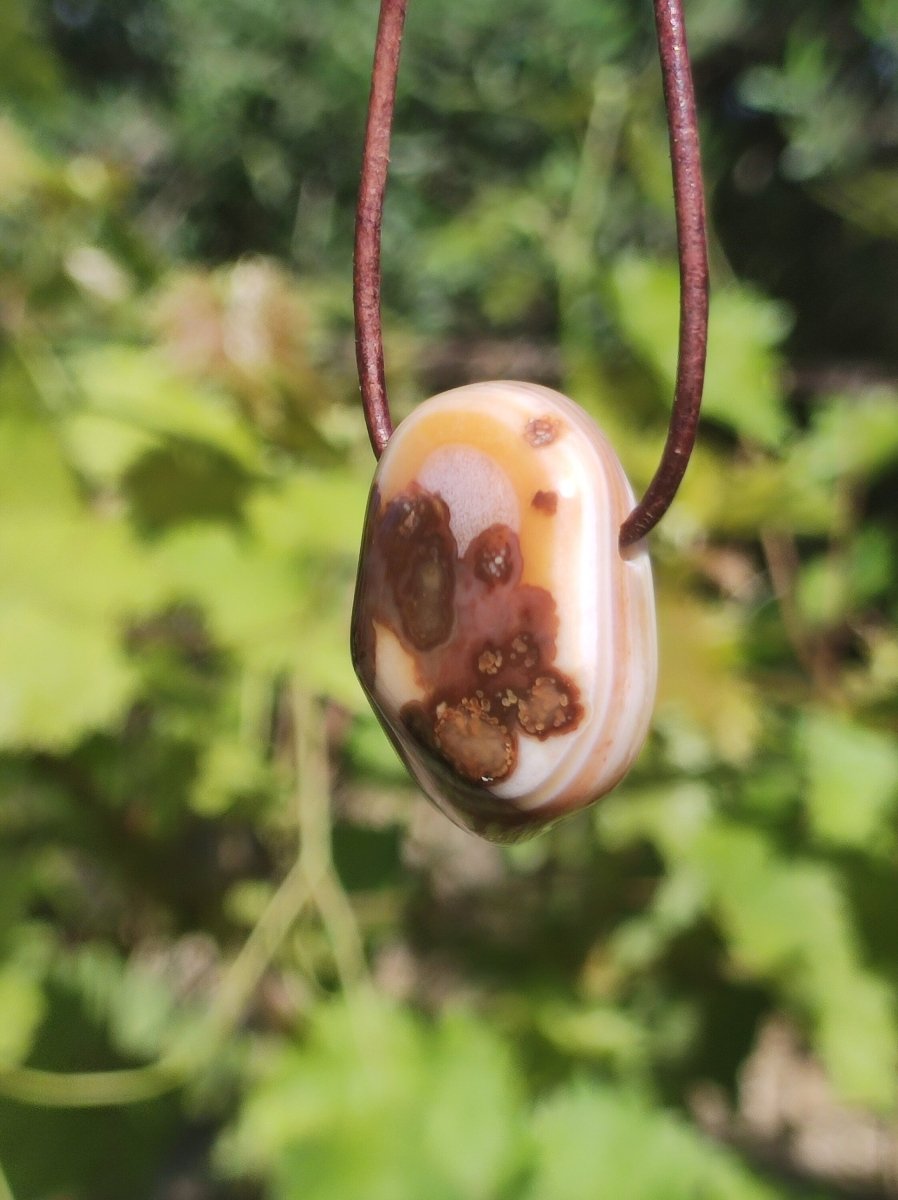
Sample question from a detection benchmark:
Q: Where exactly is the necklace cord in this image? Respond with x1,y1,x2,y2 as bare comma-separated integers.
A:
619,0,709,547
353,0,709,546
354,0,407,459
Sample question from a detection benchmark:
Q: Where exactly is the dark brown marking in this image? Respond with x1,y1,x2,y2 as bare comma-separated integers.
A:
352,481,585,818
532,489,558,515
400,700,436,750
517,674,582,738
380,489,446,544
468,524,518,588
507,633,540,670
398,541,454,649
379,490,456,650
524,416,561,447
434,699,515,783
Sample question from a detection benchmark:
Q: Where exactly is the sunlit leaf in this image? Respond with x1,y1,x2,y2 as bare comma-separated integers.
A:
800,710,898,850
0,419,149,749
537,1002,649,1070
600,788,898,1109
610,257,791,446
0,966,45,1069
0,117,44,205
525,1082,782,1200
67,346,263,471
0,601,136,750
656,591,761,763
791,390,898,485
677,452,836,537
248,469,369,559
217,994,527,1200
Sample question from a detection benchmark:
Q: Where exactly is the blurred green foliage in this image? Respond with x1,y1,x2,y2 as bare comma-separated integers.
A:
0,0,897,1197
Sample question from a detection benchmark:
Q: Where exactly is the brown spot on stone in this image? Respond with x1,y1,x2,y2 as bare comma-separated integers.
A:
380,491,456,651
468,524,519,588
383,491,444,542
524,416,561,447
532,489,558,515
354,475,586,819
400,700,436,750
398,545,454,649
434,699,515,783
517,674,582,738
507,633,540,670
477,647,503,676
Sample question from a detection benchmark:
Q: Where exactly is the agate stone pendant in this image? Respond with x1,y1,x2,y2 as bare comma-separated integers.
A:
351,382,657,841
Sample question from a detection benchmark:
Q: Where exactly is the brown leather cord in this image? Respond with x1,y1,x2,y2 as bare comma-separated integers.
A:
619,0,708,547
354,0,407,458
353,0,708,546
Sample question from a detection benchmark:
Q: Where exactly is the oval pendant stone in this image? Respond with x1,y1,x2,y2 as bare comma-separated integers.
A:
351,381,657,841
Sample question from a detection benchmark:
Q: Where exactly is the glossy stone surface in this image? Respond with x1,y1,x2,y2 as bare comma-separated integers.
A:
351,382,657,841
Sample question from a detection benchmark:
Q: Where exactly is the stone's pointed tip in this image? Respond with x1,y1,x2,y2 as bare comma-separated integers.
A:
351,382,657,842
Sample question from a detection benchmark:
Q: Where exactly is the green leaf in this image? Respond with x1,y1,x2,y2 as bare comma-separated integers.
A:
248,469,369,558
0,966,45,1069
343,712,410,783
217,993,526,1200
600,790,898,1109
61,411,157,487
66,346,263,472
192,734,271,816
800,711,898,850
537,1002,649,1070
147,465,368,707
656,592,761,763
0,601,136,751
815,971,897,1110
791,390,898,484
611,257,791,446
150,525,304,666
679,453,836,537
0,415,80,514
0,419,150,749
525,1082,782,1200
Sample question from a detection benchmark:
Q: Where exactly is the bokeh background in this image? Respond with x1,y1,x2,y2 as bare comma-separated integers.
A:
1,0,898,1197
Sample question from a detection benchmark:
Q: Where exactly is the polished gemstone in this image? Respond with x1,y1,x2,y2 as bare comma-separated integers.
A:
351,381,657,841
